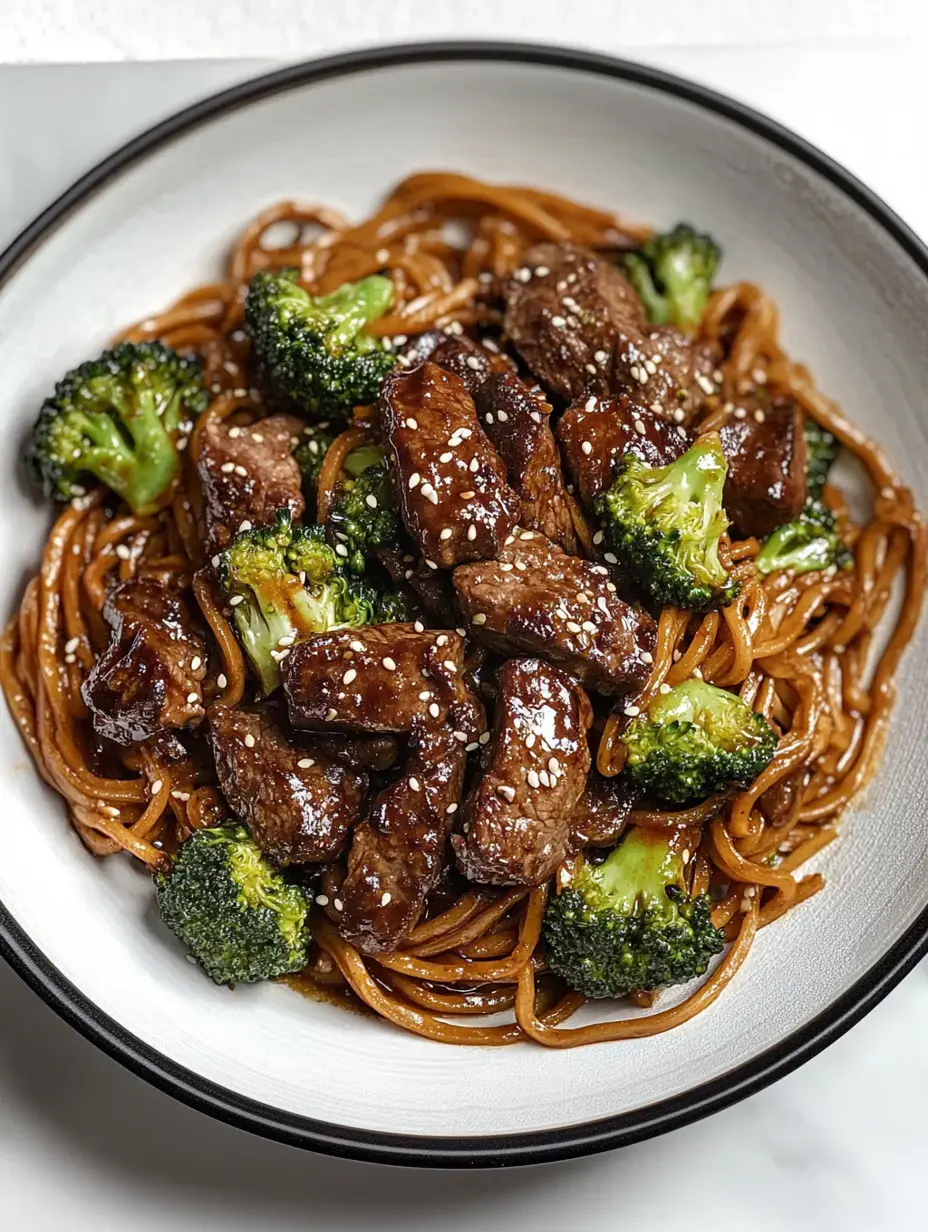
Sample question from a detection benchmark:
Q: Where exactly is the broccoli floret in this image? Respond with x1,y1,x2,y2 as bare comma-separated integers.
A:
292,422,335,493
327,462,403,575
245,268,395,421
755,499,852,577
343,442,384,477
622,224,721,328
595,433,738,610
621,678,777,805
155,824,310,985
544,827,725,999
26,341,207,513
804,419,840,501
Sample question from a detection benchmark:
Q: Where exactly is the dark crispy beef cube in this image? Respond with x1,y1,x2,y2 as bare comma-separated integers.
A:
379,362,521,568
569,772,637,849
476,372,580,553
557,393,693,508
452,532,656,695
377,547,457,623
719,398,808,537
339,723,468,954
453,658,592,886
197,413,305,554
503,242,717,421
82,575,206,746
208,705,366,864
282,624,481,737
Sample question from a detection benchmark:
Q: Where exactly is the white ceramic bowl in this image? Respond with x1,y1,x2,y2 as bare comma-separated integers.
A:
2,43,928,1167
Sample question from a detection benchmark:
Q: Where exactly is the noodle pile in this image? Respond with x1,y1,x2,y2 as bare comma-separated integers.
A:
2,173,925,1047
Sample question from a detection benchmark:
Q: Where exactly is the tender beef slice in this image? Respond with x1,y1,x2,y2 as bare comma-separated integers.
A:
282,624,482,738
306,733,399,773
377,547,457,624
557,393,693,508
208,705,366,864
339,723,467,954
503,242,717,421
452,531,656,695
82,576,206,746
454,658,592,886
380,362,521,568
197,413,305,554
475,372,580,553
425,334,513,396
569,772,638,849
719,398,807,537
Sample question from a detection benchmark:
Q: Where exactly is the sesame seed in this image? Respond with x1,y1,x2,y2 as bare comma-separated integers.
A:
409,472,421,489
527,770,540,788
381,892,392,906
227,426,241,438
443,661,457,675
640,652,653,665
150,779,164,795
624,705,641,717
696,373,716,396
520,530,534,541
446,802,458,815
64,636,80,654
64,653,76,665
350,640,365,652
186,691,199,704
659,682,672,694
413,621,425,634
733,406,747,420
539,770,551,788
566,621,582,634
211,555,221,568
752,367,767,385
592,530,604,546
582,620,597,634
452,731,468,742
315,894,329,906
682,849,690,865
485,412,495,425
439,451,453,463
244,733,256,747
333,899,344,913
405,417,418,429
343,668,357,685
220,461,235,473
551,315,566,328
465,355,482,371
335,544,349,558
585,396,598,411
365,494,378,509
501,562,513,572
429,702,441,719
633,419,646,436
382,657,397,671
604,552,618,564
585,363,597,375
591,565,608,577
217,673,228,689
325,708,338,721
548,757,560,775
534,265,550,276
440,528,453,541
297,757,316,770
497,784,516,802
469,457,479,473
472,612,487,624
461,490,476,500
409,776,421,792
419,691,431,701
606,582,617,593
465,742,479,752
115,544,131,561
530,410,543,424
422,483,439,505
514,267,531,283
754,409,766,423
581,440,593,456
238,520,252,532
233,464,248,477
644,359,657,375
436,634,448,646
673,407,687,423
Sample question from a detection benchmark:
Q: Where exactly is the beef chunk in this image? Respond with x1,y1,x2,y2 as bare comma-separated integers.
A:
719,398,807,537
82,575,206,746
282,624,482,737
557,393,692,509
426,334,513,396
453,531,656,694
476,372,580,553
197,414,304,554
453,658,592,885
307,733,399,773
569,772,637,849
339,723,467,954
208,705,367,864
503,242,717,421
377,547,457,624
379,362,521,568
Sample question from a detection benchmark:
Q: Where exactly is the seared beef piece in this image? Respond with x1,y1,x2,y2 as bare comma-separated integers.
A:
282,624,481,736
426,334,512,397
379,362,521,568
476,372,580,553
569,772,638,849
82,576,206,746
308,733,399,773
197,414,304,554
208,705,367,865
377,548,457,624
339,722,468,954
454,658,592,886
557,393,692,509
503,242,717,421
453,531,656,695
719,398,808,538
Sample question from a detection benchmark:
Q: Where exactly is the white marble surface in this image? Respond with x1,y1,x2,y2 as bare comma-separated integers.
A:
1,49,927,1228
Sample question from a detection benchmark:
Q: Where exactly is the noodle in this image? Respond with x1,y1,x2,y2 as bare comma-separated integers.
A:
2,173,924,1048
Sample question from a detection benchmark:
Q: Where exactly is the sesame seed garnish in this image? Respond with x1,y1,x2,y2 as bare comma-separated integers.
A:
733,406,747,420
551,315,566,328
350,640,365,652
409,776,421,792
465,742,479,752
539,770,551,788
534,265,550,276
604,552,618,564
425,559,438,570
754,409,766,423
409,472,421,489
485,412,495,425
624,705,641,717
566,621,582,634
233,464,248,477
405,417,418,430
520,530,534,541
548,757,560,775
382,657,397,671
343,668,357,685
466,524,477,541
592,531,604,546
115,544,131,561
440,528,453,540
315,894,329,906
436,634,448,646
591,565,608,576
527,770,540,788
238,520,252,532
64,636,80,654
333,899,344,912
439,451,453,463
465,355,482,371
244,733,256,747
335,544,349,558
633,419,646,436
472,612,487,624
696,373,716,396
581,440,593,456
64,653,76,665
672,407,686,423
421,483,439,505
211,555,221,568
190,655,202,671
150,779,164,795
752,367,767,384
469,457,479,473
365,494,378,509
584,363,597,375
682,849,690,865
514,267,531,283
644,359,657,375
429,702,440,719
501,562,514,572
443,661,457,674
497,784,516,802
461,490,476,500
585,396,598,411
381,892,392,906
452,731,468,742
217,673,228,689
220,461,235,474
640,651,653,664
297,757,315,769
606,582,617,594
446,802,458,815
186,691,199,704
582,620,597,634
325,708,338,721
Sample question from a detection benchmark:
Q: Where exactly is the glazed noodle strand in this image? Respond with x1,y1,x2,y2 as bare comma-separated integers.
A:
2,173,924,1047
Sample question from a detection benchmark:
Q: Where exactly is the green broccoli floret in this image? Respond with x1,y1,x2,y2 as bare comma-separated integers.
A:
343,442,384,477
622,224,722,328
755,499,852,577
245,268,395,421
155,824,310,985
595,433,738,610
218,510,408,693
544,827,725,999
26,341,207,513
328,462,403,575
292,422,335,493
804,419,840,501
621,678,777,805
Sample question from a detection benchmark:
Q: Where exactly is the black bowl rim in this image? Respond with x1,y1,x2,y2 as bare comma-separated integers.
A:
2,40,927,1169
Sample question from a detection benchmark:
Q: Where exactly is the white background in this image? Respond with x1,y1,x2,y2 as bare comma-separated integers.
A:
2,4,928,1228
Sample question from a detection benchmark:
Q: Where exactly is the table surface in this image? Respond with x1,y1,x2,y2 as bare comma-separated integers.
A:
1,48,928,1230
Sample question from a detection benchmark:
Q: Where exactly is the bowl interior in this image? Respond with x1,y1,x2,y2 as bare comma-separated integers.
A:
1,54,927,1145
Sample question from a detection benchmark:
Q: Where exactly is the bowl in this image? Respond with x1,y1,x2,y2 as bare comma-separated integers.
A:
2,42,928,1167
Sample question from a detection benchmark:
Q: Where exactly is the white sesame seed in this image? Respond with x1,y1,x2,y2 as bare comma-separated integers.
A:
150,779,163,795
485,412,495,425
479,732,491,746
244,733,256,747
297,757,315,769
446,802,458,814
220,461,235,474
452,731,468,742
514,267,531,283
606,582,617,593
350,640,365,652
315,894,329,906
422,484,439,505
472,612,487,624
335,544,349,558
634,419,646,436
115,544,131,561
64,636,80,654
418,691,431,701
624,705,641,717
365,494,378,509
582,620,597,633
534,265,550,276
409,776,421,792
436,635,448,646
439,527,453,541
585,363,597,375
381,891,392,906
497,784,516,802
382,657,397,671
429,703,441,719
465,355,482,371
673,407,687,424
343,668,357,685
527,770,540,789
754,409,766,424
186,692,199,704
64,653,76,665
238,520,252,532
551,315,566,328
539,770,551,788
217,673,228,689
425,559,438,570
640,651,653,665
696,373,716,396
409,472,421,489
233,464,248,477
439,451,453,464
566,621,582,634
325,708,338,721
682,849,690,865
581,440,593,456
501,562,514,572
604,552,618,564
592,531,604,547
594,349,608,363
405,417,418,430
659,682,672,694
585,396,598,412
467,524,477,542
333,899,344,912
